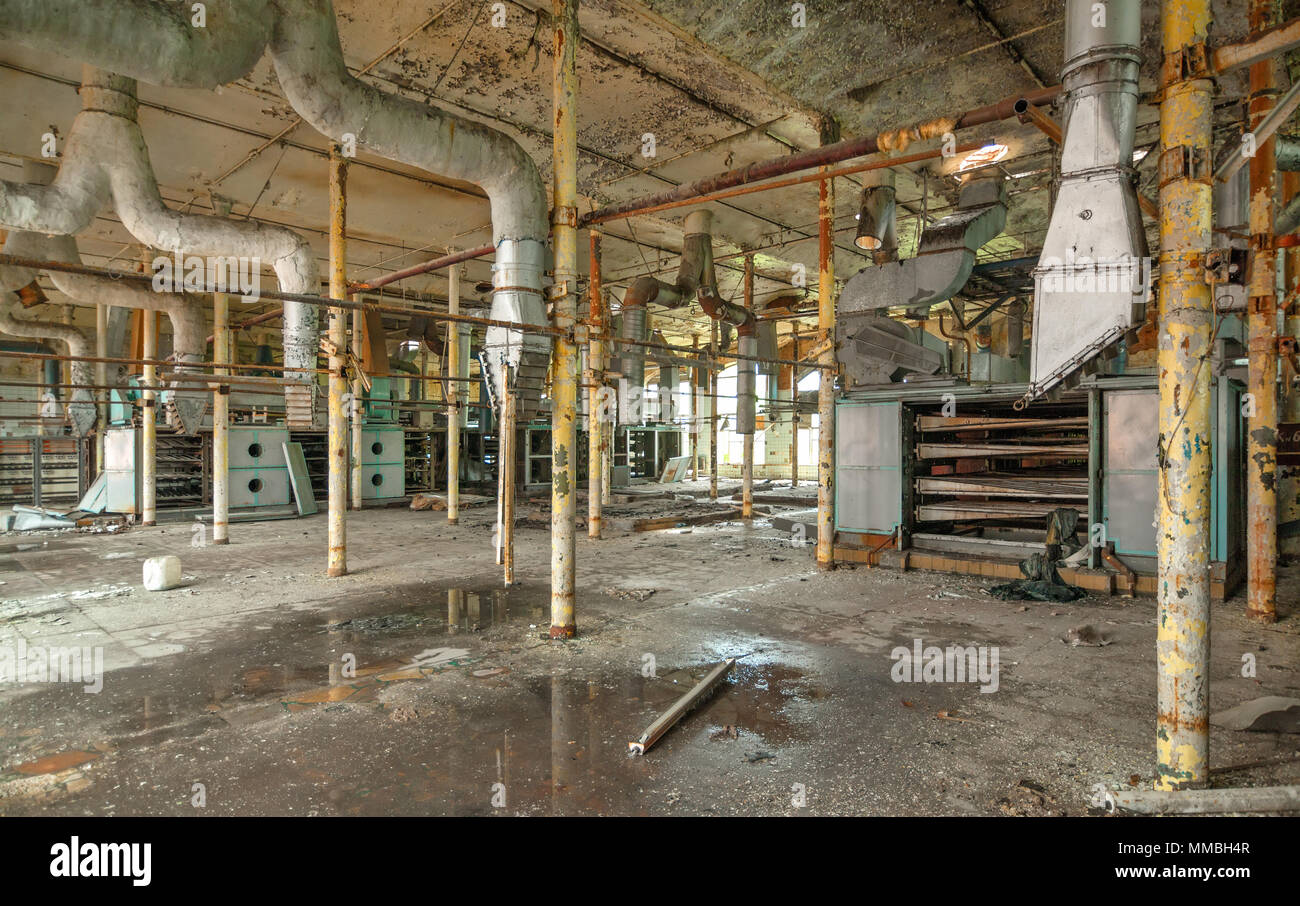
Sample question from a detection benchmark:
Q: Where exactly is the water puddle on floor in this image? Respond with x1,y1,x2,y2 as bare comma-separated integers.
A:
0,578,827,814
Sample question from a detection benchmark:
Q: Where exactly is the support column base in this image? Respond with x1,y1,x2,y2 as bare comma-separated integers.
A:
327,566,348,578
447,517,459,525
212,537,229,546
548,625,576,640
1246,606,1278,624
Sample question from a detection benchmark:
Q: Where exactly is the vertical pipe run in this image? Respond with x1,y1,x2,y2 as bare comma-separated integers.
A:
141,307,157,526
502,385,516,586
709,318,719,500
1246,0,1280,623
212,291,230,544
588,230,604,539
816,173,836,568
95,303,107,474
741,255,755,518
350,303,363,512
549,0,579,638
447,259,461,524
1155,0,1214,790
327,145,349,578
1281,169,1300,557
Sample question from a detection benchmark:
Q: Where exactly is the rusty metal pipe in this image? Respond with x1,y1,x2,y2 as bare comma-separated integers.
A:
347,244,493,294
816,170,836,570
212,291,230,545
583,87,1059,225
588,230,604,539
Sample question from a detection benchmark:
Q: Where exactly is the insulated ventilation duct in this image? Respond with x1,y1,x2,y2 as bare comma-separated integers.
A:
0,68,320,425
1024,0,1148,402
0,0,551,423
836,169,1006,384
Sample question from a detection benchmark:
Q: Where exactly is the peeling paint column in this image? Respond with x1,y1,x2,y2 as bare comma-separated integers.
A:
1246,0,1280,623
212,291,229,545
327,146,348,578
350,303,363,512
1155,0,1214,790
141,306,157,527
709,317,719,500
447,257,461,524
549,0,579,638
741,254,755,518
816,172,836,569
502,384,516,586
587,229,604,539
1281,169,1300,557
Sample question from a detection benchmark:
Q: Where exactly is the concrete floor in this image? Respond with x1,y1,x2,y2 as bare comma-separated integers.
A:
1,481,1297,816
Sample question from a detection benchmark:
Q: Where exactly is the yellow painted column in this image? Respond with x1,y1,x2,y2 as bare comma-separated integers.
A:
1246,0,1280,623
741,254,755,518
350,303,363,512
447,258,462,524
587,230,604,539
709,318,719,500
212,291,229,544
141,307,157,526
816,172,836,568
327,145,349,578
548,0,579,638
1155,0,1214,790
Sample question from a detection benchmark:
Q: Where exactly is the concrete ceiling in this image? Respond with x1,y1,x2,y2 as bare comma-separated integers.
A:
0,0,1267,355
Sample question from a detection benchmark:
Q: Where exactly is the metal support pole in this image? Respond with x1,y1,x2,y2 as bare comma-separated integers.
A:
447,258,462,524
502,384,516,586
549,0,579,638
141,308,157,526
741,254,755,518
1246,0,1281,623
1155,0,1214,790
95,303,107,474
816,171,837,569
350,302,363,512
709,318,719,500
588,230,604,539
601,388,612,507
1281,169,1300,557
212,291,230,544
790,341,799,488
327,145,349,578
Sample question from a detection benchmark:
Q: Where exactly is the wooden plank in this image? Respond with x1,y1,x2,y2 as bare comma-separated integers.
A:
917,442,1088,459
918,499,1077,521
916,415,1089,433
916,475,1088,498
632,505,769,532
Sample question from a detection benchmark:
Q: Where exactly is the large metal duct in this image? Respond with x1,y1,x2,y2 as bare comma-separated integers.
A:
0,285,95,436
0,68,320,423
617,209,713,424
0,160,210,431
1025,0,1147,400
0,0,552,422
838,170,1008,317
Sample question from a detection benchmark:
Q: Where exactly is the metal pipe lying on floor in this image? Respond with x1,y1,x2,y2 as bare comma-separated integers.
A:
629,658,735,755
1105,785,1300,814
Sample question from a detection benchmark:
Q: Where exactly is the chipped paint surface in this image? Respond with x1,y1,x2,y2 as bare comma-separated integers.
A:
1154,0,1213,791
815,173,835,569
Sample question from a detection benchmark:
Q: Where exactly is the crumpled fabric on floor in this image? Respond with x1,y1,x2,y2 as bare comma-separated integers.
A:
988,509,1086,602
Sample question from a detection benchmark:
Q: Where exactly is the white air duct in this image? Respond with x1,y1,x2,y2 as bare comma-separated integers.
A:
0,68,320,423
1025,0,1148,400
0,0,552,423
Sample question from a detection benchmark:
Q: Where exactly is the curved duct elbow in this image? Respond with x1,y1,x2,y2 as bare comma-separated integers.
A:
0,281,95,435
854,168,898,265
839,170,1007,317
1027,0,1147,400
